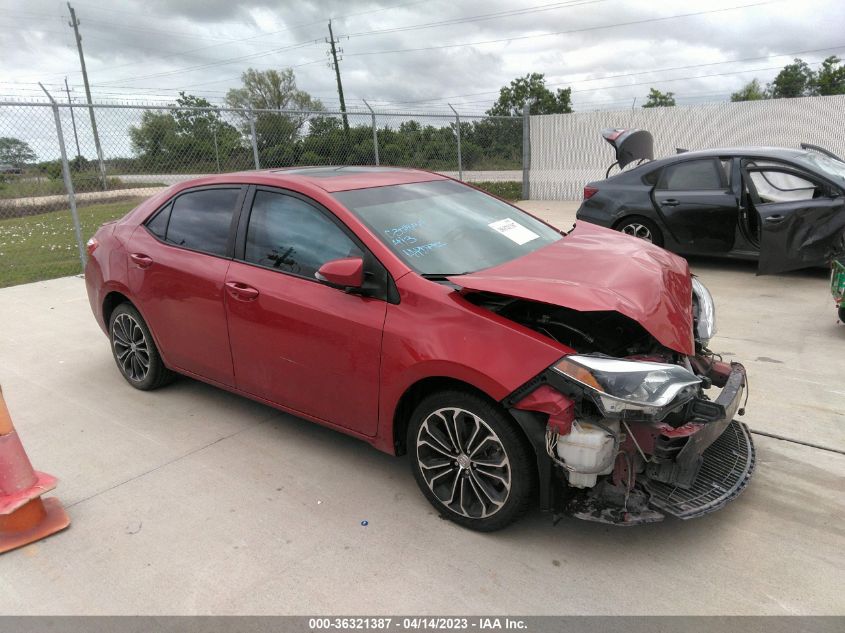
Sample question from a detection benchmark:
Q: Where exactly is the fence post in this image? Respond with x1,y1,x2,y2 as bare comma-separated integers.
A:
247,107,260,169
522,102,531,200
39,83,86,272
212,125,221,173
363,100,379,166
449,103,463,181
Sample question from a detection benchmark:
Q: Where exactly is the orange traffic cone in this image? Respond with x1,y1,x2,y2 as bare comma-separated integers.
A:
0,386,69,554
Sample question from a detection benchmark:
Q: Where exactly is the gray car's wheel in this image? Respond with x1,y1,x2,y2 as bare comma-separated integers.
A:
616,216,664,247
407,390,534,532
109,303,174,390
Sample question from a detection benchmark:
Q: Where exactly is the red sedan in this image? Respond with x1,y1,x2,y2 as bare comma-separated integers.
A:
85,167,754,530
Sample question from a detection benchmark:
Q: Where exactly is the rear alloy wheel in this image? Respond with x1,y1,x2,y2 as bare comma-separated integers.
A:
408,390,534,532
109,303,173,390
616,216,664,247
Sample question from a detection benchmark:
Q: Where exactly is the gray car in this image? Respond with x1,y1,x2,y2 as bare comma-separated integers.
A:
576,129,845,273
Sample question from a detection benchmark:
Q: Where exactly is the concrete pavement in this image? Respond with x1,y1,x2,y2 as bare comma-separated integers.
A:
0,201,842,615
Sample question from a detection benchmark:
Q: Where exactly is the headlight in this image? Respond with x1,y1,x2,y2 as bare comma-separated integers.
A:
691,276,716,346
553,355,701,415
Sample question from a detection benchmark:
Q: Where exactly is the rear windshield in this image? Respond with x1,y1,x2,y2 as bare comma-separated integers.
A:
333,180,562,276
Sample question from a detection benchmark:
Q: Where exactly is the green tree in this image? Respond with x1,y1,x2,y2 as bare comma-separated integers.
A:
731,79,767,102
768,58,815,98
129,92,244,171
487,73,572,116
811,55,845,96
0,137,36,167
642,88,676,108
225,68,323,166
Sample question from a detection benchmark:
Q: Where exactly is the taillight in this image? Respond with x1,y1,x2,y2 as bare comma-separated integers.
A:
86,237,99,256
583,186,599,200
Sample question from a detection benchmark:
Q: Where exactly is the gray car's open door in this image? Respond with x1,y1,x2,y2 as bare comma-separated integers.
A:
744,162,845,273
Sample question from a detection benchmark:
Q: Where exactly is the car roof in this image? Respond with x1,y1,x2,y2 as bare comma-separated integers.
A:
225,165,447,192
648,146,812,167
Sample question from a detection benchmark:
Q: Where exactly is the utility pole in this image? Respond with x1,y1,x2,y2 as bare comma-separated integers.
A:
67,2,107,189
64,77,81,161
326,20,349,134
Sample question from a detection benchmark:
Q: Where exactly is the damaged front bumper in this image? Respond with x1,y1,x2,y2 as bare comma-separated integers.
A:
645,419,755,520
507,359,756,525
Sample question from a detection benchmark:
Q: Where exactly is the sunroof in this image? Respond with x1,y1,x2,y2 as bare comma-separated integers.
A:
273,166,406,178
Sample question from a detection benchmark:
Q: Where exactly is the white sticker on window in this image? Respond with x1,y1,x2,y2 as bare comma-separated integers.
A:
488,218,540,245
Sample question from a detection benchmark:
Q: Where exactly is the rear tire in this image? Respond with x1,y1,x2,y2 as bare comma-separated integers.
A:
616,215,664,247
839,305,845,323
407,390,535,532
109,303,174,391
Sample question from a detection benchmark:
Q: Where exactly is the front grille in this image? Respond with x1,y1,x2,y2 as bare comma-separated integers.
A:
644,420,755,519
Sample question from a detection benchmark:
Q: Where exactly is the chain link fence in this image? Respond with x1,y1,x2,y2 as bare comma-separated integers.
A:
0,99,523,288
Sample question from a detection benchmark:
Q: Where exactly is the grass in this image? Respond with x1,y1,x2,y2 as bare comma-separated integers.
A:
471,180,522,201
0,177,164,199
0,198,142,288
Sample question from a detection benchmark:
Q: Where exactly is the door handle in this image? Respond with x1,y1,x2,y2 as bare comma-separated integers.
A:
225,281,260,301
764,215,785,224
660,199,680,207
130,253,153,268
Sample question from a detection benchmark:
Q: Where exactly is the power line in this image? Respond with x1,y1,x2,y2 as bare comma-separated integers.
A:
343,0,610,38
96,40,323,86
82,0,604,87
11,0,431,82
341,1,781,58
373,43,845,105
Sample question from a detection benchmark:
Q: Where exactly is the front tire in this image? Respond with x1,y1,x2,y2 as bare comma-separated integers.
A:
839,305,845,323
407,390,535,532
109,303,174,390
616,215,664,247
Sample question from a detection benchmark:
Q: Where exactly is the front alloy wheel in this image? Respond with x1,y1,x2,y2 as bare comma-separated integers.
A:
408,391,534,531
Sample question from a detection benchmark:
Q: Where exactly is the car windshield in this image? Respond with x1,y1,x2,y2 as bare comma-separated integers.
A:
794,151,845,183
333,180,562,276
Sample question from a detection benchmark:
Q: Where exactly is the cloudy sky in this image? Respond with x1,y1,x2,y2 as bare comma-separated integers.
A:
2,0,843,114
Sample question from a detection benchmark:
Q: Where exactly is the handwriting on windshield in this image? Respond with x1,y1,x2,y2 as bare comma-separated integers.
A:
403,241,447,258
384,220,424,246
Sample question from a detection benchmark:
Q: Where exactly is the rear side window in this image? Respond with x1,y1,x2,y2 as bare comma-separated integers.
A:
146,202,171,239
658,159,726,190
157,188,240,256
244,190,362,278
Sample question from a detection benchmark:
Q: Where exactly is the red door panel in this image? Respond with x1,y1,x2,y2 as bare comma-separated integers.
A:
225,260,387,435
127,228,235,386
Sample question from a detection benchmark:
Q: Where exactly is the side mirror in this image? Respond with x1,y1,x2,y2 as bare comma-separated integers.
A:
315,257,364,289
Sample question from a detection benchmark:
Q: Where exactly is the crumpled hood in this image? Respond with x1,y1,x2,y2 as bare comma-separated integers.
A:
448,222,694,355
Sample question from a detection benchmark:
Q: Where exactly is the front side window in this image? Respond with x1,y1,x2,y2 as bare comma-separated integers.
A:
747,167,819,203
244,190,362,278
658,159,726,190
333,180,561,276
157,188,241,256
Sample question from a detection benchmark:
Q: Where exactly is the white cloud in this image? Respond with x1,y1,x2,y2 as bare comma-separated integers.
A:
1,0,842,113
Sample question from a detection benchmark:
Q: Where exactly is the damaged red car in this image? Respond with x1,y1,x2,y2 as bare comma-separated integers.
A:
85,167,754,531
